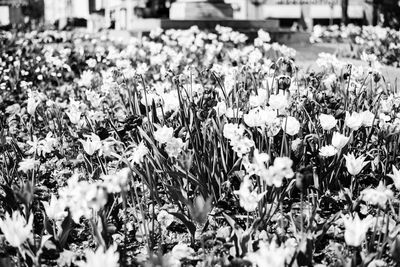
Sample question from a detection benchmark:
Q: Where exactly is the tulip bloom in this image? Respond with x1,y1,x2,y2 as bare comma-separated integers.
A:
342,214,371,247
0,211,33,248
79,133,102,156
344,153,368,176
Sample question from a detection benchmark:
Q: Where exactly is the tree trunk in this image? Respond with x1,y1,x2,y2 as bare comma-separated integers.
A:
342,0,349,25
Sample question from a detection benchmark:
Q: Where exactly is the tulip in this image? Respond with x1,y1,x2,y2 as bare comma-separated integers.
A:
78,245,119,267
282,116,300,136
319,114,337,131
0,211,33,248
319,145,338,157
331,132,350,150
342,214,371,247
344,153,368,176
345,111,363,130
234,176,266,212
79,133,102,156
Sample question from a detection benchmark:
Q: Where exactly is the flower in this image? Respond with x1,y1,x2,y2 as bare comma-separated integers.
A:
129,141,148,166
269,94,289,110
223,123,245,141
362,110,375,127
388,165,400,190
234,176,266,212
246,241,290,267
282,116,300,136
0,211,33,247
319,114,337,130
18,158,39,173
67,109,82,124
261,157,294,187
102,168,130,193
331,132,350,150
231,137,255,158
42,194,68,222
165,137,184,158
157,210,175,229
78,245,119,267
319,145,338,157
345,111,364,130
361,181,393,207
344,153,368,176
79,133,102,156
342,213,371,247
154,125,174,144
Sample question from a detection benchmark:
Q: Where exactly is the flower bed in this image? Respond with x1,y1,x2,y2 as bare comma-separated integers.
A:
311,24,400,67
0,26,400,267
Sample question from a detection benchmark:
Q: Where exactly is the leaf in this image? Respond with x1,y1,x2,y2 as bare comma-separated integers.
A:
168,212,196,239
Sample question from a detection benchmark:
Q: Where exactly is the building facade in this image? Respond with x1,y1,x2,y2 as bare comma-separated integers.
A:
227,0,366,29
0,0,27,26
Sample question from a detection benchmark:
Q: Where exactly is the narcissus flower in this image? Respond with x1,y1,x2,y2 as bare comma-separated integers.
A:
154,125,174,144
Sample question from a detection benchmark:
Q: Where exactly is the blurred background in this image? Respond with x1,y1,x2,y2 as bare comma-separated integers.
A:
0,0,399,32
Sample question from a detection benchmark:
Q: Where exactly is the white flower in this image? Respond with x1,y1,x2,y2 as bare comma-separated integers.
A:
27,96,40,115
223,123,245,141
261,157,294,187
282,116,300,136
67,109,82,124
361,181,393,208
331,132,350,150
345,111,364,130
129,141,148,166
80,133,102,156
234,176,266,212
319,145,338,157
388,165,400,190
154,125,174,144
214,101,227,116
249,89,267,107
165,137,184,158
231,137,255,158
269,94,289,110
246,241,289,267
244,108,268,128
362,110,375,127
344,153,368,176
319,114,337,130
18,158,39,173
42,194,67,222
78,245,119,267
0,211,33,248
102,168,130,193
342,214,371,247
157,210,175,229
